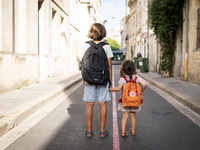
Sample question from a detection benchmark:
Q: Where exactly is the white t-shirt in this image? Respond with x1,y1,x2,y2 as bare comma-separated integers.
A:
119,75,141,86
81,41,114,59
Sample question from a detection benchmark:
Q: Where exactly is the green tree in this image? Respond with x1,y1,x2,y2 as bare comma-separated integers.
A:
149,0,184,76
106,38,120,50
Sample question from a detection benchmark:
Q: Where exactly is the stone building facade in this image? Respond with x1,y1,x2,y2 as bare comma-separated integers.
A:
120,15,127,53
125,0,135,60
124,0,154,61
0,0,102,93
123,0,200,85
177,0,200,84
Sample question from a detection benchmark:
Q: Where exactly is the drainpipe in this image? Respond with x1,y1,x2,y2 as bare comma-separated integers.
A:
147,0,149,71
184,0,189,81
48,0,52,78
38,1,40,80
12,0,15,52
38,6,40,55
49,0,52,54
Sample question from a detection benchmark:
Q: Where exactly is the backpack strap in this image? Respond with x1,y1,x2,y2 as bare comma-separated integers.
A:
119,77,127,103
134,76,137,83
129,76,137,83
123,76,139,96
98,41,110,86
98,42,108,47
134,76,138,96
86,41,108,49
86,40,98,49
123,77,128,83
123,76,138,83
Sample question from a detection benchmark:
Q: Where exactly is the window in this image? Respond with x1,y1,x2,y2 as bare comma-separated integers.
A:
197,8,200,49
131,46,133,58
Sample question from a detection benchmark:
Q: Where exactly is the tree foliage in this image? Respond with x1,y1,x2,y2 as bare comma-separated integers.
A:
106,38,120,50
149,0,184,75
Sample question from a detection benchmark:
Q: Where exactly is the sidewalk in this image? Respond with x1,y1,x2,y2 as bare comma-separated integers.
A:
138,70,200,116
0,71,82,137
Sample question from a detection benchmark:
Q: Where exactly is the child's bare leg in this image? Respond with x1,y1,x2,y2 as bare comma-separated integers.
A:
130,112,136,135
98,101,107,133
121,112,129,135
86,102,95,133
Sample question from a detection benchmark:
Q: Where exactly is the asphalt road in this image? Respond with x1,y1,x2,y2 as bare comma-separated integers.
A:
5,65,200,150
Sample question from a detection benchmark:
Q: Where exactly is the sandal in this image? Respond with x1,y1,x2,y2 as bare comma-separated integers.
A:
130,129,136,136
85,131,93,138
99,130,109,138
121,133,128,138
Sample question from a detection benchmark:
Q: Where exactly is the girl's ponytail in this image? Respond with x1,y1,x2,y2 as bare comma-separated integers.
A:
127,66,133,79
120,60,136,78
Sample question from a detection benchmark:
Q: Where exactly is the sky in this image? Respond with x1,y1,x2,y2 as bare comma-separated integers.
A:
100,0,126,36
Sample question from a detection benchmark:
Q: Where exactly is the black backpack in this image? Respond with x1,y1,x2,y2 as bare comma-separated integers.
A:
81,40,110,85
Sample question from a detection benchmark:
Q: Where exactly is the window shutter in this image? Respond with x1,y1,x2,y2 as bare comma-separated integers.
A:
197,29,200,48
197,9,200,48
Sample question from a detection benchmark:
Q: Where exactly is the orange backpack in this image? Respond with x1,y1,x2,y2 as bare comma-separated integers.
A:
121,77,142,108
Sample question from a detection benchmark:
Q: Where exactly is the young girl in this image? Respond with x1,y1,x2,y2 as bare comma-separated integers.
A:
82,23,113,138
109,60,146,138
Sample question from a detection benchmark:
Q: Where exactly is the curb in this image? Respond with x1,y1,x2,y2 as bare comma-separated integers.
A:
138,73,200,115
0,73,82,137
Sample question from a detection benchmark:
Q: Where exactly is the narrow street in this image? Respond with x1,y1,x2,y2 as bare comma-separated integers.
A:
1,1,200,150
4,64,200,150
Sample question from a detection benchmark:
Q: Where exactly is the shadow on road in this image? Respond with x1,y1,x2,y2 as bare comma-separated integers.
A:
42,65,200,150
42,85,113,150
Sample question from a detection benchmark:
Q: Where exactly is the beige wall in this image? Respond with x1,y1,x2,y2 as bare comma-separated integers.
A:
0,0,39,93
120,16,127,52
125,15,130,60
79,0,102,59
125,0,154,60
180,0,200,84
124,0,200,85
125,0,136,60
149,34,158,72
187,0,200,84
0,0,102,93
0,0,2,51
2,0,13,52
173,26,182,78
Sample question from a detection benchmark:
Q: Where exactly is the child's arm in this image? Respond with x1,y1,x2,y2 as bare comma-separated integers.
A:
82,79,85,89
139,80,146,95
109,84,123,92
108,58,112,87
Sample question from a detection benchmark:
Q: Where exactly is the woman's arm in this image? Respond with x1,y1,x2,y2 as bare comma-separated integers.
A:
109,84,123,92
